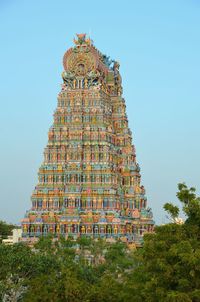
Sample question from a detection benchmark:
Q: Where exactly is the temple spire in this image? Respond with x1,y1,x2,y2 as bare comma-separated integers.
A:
21,35,154,245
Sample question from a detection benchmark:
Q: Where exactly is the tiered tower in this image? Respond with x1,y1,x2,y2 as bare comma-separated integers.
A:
21,34,154,245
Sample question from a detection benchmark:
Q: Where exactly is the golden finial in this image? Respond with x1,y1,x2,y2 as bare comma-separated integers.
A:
73,33,91,45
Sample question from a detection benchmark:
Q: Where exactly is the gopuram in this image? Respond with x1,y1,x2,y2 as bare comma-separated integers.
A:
21,34,154,245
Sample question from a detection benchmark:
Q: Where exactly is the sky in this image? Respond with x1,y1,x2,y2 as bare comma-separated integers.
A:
0,0,199,225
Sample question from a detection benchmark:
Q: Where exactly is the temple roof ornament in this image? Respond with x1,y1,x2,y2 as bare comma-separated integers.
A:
73,33,92,46
62,35,124,95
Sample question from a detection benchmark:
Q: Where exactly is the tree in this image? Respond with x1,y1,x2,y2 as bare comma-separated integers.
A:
124,183,200,302
0,220,16,241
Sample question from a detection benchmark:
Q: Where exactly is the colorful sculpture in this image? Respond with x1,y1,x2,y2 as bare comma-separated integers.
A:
21,34,154,245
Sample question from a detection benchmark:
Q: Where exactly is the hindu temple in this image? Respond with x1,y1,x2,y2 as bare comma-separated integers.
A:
21,34,154,245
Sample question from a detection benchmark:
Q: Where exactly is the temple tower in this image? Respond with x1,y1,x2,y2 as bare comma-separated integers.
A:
21,34,154,245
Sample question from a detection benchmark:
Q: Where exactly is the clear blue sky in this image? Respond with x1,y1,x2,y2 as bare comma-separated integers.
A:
0,0,199,225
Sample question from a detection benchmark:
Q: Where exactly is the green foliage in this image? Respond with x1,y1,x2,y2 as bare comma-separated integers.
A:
177,183,200,227
0,220,16,241
124,183,200,301
1,183,200,301
163,202,179,221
